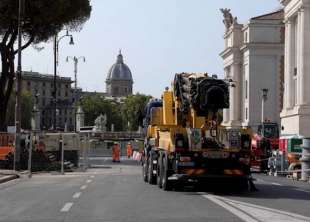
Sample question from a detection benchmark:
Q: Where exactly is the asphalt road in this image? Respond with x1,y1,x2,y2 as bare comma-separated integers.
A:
0,157,309,222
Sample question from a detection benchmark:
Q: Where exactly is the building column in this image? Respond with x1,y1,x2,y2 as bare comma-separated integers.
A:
300,6,310,105
286,19,294,109
296,8,304,105
223,67,230,124
229,63,241,124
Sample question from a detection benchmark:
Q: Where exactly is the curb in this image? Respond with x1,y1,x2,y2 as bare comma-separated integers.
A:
0,174,19,184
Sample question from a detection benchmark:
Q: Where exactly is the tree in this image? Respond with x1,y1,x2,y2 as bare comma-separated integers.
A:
0,0,92,131
122,94,151,131
6,91,33,130
80,95,124,131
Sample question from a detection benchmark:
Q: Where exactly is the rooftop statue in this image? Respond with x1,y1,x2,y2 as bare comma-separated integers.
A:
220,8,238,31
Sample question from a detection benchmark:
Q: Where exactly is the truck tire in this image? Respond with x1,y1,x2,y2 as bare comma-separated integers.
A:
162,154,172,191
157,152,163,188
142,153,148,182
147,153,157,184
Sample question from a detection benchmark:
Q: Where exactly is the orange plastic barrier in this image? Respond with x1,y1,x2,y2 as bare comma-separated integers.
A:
0,146,14,161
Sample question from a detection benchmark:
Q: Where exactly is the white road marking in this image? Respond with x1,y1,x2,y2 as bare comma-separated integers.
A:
199,192,310,222
271,182,283,186
73,192,82,199
90,175,95,178
80,185,87,190
86,179,92,183
199,193,257,222
60,202,74,212
294,188,310,194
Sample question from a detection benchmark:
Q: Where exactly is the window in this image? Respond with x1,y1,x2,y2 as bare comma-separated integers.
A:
43,82,46,87
42,98,46,106
43,90,46,96
245,107,248,120
65,84,69,89
27,81,31,86
58,91,61,97
65,91,68,97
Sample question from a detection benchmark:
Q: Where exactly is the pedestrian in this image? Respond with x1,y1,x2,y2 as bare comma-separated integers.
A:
126,142,133,159
112,142,121,163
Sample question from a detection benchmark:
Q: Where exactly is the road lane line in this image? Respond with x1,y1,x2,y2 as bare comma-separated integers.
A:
199,193,258,222
90,175,95,178
80,185,87,190
271,182,283,186
294,188,310,194
199,192,310,222
60,202,74,212
86,179,92,183
73,192,82,199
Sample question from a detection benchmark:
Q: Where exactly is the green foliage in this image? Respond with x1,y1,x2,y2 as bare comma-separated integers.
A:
7,91,34,130
80,93,151,132
121,94,151,131
0,0,92,43
80,94,123,131
0,0,92,131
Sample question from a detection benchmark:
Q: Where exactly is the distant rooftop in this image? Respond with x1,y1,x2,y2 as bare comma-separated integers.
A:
22,71,73,83
251,10,284,21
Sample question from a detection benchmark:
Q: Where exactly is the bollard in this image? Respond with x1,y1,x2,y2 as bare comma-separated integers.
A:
301,138,310,181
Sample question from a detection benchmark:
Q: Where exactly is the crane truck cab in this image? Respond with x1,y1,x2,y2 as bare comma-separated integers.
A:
141,73,252,191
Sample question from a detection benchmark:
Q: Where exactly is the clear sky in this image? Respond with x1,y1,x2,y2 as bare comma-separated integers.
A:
22,0,281,97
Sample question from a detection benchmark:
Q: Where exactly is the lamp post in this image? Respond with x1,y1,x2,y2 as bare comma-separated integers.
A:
66,56,86,132
53,31,74,131
14,0,24,171
261,88,268,137
261,88,268,124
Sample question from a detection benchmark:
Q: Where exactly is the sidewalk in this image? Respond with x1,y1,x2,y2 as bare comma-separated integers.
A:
0,170,19,184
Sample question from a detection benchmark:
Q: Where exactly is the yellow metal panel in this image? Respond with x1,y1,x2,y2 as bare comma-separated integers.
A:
190,108,205,128
162,91,175,125
150,107,163,126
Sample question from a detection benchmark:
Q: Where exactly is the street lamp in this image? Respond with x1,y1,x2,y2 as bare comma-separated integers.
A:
66,56,86,132
261,88,268,124
53,30,74,131
14,0,24,171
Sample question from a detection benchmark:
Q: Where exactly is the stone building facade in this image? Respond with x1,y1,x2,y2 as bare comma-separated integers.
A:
220,9,284,131
280,0,310,137
106,51,133,97
22,71,75,131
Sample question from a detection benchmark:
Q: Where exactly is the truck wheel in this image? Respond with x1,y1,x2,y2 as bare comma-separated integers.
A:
162,155,172,191
147,153,157,184
142,154,148,182
157,153,163,188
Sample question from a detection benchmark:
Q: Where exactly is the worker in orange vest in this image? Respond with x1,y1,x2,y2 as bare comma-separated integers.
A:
126,142,133,159
112,142,121,162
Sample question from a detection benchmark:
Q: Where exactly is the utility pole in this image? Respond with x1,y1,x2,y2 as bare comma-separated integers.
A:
53,31,74,131
14,0,24,171
53,34,57,131
66,56,85,132
261,88,268,137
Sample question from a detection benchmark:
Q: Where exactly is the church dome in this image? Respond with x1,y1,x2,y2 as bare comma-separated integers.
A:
107,51,133,82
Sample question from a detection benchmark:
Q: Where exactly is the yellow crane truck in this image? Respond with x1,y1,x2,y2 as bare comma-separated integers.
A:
141,73,252,190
